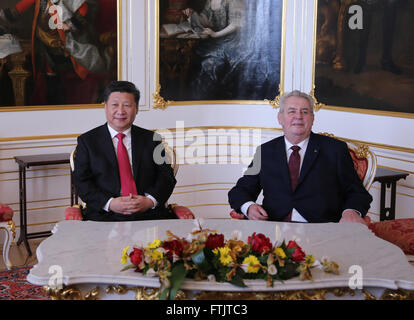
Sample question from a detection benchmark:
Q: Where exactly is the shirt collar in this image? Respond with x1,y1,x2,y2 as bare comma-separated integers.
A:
284,136,310,151
107,124,132,140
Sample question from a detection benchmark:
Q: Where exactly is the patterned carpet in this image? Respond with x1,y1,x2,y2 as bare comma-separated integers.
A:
0,266,50,300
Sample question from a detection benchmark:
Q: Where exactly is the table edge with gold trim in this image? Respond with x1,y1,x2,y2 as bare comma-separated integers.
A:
26,220,414,300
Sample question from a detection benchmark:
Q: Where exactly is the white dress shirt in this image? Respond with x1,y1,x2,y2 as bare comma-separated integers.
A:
103,124,157,211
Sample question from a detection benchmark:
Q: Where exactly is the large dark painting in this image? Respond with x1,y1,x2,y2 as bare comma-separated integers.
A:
315,0,414,115
0,0,118,108
157,0,283,104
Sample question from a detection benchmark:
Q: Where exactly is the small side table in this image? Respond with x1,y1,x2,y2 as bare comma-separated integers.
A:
14,153,71,256
373,167,409,221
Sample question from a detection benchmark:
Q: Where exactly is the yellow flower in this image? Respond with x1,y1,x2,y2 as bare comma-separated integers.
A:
148,239,162,249
274,247,286,259
151,249,164,262
121,245,130,264
214,247,233,266
305,255,315,266
243,255,261,273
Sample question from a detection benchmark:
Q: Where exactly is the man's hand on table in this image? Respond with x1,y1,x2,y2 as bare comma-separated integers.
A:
247,204,269,221
339,209,370,226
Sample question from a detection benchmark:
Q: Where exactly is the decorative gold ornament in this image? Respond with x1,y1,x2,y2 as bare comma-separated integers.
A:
44,285,414,301
353,144,370,159
134,287,161,300
8,220,16,239
380,289,414,300
105,285,188,300
309,87,325,112
362,289,377,300
152,84,171,110
44,285,99,300
265,84,282,109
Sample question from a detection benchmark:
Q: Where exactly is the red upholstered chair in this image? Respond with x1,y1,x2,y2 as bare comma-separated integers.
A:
65,142,195,221
0,203,16,270
368,218,414,255
229,133,377,219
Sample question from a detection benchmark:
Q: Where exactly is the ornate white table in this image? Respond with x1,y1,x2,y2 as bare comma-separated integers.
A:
27,220,414,300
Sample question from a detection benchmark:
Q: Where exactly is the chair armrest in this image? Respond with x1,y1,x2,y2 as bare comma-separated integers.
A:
0,203,13,222
229,210,245,220
65,205,83,221
169,204,195,219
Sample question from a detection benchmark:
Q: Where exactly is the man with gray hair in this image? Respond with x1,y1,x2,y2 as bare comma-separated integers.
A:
228,90,372,224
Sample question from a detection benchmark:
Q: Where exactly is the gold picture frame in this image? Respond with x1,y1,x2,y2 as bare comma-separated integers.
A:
312,0,414,119
153,0,287,109
0,0,121,112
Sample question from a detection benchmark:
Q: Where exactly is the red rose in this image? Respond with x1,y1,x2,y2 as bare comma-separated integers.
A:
287,241,306,262
205,233,225,250
163,239,186,259
129,248,143,268
248,232,272,254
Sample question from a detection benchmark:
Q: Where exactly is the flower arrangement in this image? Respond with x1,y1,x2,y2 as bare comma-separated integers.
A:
121,221,339,300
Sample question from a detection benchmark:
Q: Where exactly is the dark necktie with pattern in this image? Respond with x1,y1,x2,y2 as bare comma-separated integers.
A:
284,145,301,222
288,145,301,191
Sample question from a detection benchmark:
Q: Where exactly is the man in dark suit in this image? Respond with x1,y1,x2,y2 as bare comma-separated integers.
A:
73,81,176,221
228,90,372,224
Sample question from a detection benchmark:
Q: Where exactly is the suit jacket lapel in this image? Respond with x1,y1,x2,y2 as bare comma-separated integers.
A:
131,126,143,188
297,133,320,187
274,137,291,190
101,124,121,192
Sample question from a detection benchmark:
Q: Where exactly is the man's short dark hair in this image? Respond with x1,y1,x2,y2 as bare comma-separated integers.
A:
103,81,140,105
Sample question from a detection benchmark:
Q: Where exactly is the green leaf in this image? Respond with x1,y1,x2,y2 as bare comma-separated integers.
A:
158,287,169,300
259,254,268,265
168,263,188,300
120,264,136,272
230,270,247,288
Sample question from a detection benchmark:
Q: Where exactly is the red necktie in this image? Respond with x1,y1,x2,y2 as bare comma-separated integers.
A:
116,133,138,196
284,145,301,222
288,145,301,191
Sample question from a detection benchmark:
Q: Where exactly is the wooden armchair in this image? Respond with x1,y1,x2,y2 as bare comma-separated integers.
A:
65,142,194,221
0,203,15,270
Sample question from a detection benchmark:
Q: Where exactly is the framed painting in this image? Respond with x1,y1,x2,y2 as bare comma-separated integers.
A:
0,0,119,111
154,0,285,109
314,0,414,117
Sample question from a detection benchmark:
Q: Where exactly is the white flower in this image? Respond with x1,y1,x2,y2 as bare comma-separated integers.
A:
207,274,216,282
268,264,278,276
157,247,167,254
186,233,196,243
172,253,180,263
193,218,205,230
321,256,329,264
313,260,323,270
240,263,249,273
231,230,242,240
313,256,329,269
146,268,157,277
